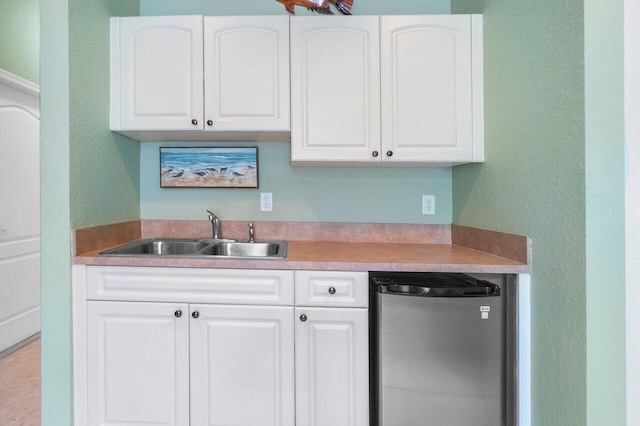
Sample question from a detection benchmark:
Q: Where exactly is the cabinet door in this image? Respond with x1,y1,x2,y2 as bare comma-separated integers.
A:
204,16,290,131
291,16,381,163
87,301,190,426
381,15,477,163
111,15,203,130
295,307,369,426
190,304,295,426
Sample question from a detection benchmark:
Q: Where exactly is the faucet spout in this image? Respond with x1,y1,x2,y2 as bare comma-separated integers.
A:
207,209,221,239
248,222,255,243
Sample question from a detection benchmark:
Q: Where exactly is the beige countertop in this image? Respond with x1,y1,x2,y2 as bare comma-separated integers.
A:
73,221,531,274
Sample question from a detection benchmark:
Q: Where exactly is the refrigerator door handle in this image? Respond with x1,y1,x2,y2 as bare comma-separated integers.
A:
380,283,500,297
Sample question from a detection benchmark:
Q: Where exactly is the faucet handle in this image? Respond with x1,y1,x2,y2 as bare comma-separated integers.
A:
248,222,255,242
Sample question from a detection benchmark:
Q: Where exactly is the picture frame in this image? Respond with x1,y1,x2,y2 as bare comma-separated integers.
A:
160,147,259,188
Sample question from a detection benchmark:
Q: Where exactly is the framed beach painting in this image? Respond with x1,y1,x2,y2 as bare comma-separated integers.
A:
160,147,258,188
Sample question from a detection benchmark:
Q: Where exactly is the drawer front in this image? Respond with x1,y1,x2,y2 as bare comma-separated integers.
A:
295,271,368,308
86,266,294,305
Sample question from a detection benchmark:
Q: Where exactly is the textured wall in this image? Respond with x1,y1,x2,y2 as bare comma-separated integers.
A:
40,0,73,421
0,0,39,83
69,1,140,229
625,2,640,423
40,1,140,425
140,0,451,16
451,0,626,425
141,143,452,224
138,0,453,225
584,0,625,424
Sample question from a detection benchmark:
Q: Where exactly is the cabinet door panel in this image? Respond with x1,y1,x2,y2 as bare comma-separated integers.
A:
190,304,295,426
87,301,190,426
291,16,380,163
204,16,290,131
295,307,369,426
114,15,203,130
381,15,473,162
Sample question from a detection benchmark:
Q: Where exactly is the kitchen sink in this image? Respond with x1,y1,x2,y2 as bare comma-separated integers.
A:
103,239,209,256
200,241,282,258
100,238,287,259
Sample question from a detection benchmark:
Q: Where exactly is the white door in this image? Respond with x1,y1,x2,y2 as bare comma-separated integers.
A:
295,307,369,426
111,15,203,131
0,70,40,353
204,16,290,131
290,16,381,163
190,304,295,426
86,301,190,426
380,15,475,162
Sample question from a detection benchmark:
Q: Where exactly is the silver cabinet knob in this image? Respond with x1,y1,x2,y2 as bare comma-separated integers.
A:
328,287,336,295
191,119,198,125
207,120,213,126
174,310,182,318
372,151,379,157
300,314,307,322
192,311,200,319
386,150,393,157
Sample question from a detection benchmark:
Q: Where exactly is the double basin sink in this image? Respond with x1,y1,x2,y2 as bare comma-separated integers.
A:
100,238,287,259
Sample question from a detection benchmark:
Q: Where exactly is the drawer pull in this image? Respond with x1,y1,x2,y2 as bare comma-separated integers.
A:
300,314,307,322
192,311,200,319
174,310,182,318
328,287,336,295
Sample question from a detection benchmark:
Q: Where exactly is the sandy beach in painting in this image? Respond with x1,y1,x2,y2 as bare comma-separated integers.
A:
160,147,258,188
161,169,258,187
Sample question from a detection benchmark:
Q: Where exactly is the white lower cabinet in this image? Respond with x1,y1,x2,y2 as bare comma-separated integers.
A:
294,270,369,426
87,301,191,426
190,304,294,426
77,267,367,426
295,307,369,426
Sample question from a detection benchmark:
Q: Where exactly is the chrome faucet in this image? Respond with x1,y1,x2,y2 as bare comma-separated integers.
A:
207,209,221,239
248,222,255,242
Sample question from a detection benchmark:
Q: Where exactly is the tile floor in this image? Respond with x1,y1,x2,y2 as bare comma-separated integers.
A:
0,339,41,425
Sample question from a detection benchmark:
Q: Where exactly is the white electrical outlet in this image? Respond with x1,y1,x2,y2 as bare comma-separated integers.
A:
260,192,273,212
422,195,435,215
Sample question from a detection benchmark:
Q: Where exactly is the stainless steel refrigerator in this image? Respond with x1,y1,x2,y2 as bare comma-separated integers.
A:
370,272,517,426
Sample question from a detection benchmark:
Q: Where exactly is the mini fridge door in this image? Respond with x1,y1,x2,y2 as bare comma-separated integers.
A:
375,275,507,426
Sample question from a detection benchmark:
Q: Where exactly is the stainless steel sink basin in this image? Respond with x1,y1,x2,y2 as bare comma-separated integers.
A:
102,239,209,256
100,238,287,259
201,241,283,258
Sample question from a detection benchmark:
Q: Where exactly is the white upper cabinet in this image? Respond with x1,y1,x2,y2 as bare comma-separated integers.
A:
110,15,204,131
111,15,290,141
291,15,484,166
290,16,381,164
381,15,483,163
204,16,290,132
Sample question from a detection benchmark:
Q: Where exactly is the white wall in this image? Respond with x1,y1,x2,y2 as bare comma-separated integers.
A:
626,1,640,423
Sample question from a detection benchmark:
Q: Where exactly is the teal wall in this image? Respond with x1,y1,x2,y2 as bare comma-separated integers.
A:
584,0,625,423
40,0,140,424
140,0,450,16
0,0,39,83
451,0,626,425
141,143,452,224
138,0,453,225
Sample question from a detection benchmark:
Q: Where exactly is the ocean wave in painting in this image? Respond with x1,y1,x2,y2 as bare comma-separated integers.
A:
160,147,258,188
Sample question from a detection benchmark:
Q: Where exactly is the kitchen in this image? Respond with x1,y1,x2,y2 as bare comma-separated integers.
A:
0,0,631,425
